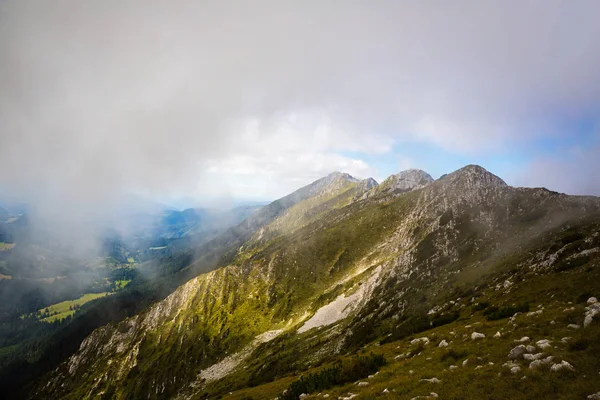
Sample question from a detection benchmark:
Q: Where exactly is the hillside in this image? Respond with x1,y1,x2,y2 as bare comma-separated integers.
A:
34,166,600,399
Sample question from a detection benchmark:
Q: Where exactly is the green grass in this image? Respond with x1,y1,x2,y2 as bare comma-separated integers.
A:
38,292,111,323
127,257,135,263
114,280,131,290
0,242,15,251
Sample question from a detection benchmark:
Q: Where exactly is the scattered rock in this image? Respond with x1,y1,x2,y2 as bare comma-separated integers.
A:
561,337,572,343
382,389,389,394
471,332,485,340
529,360,545,369
323,395,330,399
543,356,554,364
550,320,556,325
356,382,369,387
536,339,552,350
299,394,308,399
584,298,600,328
587,391,600,399
338,393,357,400
567,324,581,330
524,353,544,361
462,359,470,367
508,345,528,359
449,365,458,370
527,310,543,317
493,331,502,338
526,345,537,353
411,337,430,345
421,377,441,384
511,366,521,374
550,360,575,372
438,340,449,347
410,393,438,400
515,337,530,343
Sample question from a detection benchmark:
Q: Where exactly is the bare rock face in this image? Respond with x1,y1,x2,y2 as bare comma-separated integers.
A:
379,169,434,194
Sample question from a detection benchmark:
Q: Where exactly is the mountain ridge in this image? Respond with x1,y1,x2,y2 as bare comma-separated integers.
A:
28,165,600,399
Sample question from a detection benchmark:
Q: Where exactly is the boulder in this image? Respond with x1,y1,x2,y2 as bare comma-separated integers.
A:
511,366,521,374
493,331,502,338
508,345,528,359
529,360,544,369
471,332,485,340
420,378,441,384
356,382,369,387
526,345,537,353
536,339,552,350
524,353,544,361
515,336,530,343
411,337,430,345
567,324,581,329
550,360,575,372
438,340,449,347
584,301,600,328
587,392,600,399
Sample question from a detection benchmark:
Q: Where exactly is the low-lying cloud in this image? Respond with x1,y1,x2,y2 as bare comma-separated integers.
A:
1,0,600,234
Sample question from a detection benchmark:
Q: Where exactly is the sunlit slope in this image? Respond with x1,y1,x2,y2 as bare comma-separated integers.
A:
37,165,600,400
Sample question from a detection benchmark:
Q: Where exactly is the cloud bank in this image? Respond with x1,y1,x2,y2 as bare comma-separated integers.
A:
1,0,600,214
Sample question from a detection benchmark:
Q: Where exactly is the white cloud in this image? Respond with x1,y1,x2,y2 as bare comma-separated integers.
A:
1,0,599,213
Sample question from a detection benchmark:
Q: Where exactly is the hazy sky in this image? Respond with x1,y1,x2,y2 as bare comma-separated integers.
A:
1,0,600,213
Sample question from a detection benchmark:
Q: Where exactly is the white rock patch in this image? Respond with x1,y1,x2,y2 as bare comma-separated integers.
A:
298,267,381,333
197,329,283,383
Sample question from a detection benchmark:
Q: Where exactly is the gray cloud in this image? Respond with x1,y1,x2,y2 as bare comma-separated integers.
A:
1,0,600,229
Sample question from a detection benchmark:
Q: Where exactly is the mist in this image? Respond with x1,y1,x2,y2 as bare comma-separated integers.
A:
1,1,600,252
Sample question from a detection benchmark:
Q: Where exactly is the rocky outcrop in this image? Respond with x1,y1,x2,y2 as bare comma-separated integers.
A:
378,169,434,195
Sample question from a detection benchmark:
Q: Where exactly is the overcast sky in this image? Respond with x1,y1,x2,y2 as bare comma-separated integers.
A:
1,1,600,214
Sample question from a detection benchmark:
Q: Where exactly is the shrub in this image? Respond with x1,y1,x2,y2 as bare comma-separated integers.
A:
568,337,590,352
440,348,468,363
279,353,386,400
431,311,460,328
472,302,489,312
484,303,529,321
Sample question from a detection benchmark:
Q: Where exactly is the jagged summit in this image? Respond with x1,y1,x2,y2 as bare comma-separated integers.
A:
378,169,434,194
321,171,359,184
442,164,507,188
360,177,378,190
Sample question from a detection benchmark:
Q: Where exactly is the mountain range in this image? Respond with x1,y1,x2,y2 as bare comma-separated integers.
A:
5,165,600,399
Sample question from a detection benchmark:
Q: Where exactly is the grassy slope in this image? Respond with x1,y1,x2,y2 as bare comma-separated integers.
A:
226,257,600,400
39,292,111,322
36,169,600,399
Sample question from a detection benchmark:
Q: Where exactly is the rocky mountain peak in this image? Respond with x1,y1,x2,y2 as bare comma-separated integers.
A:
379,169,434,194
443,164,507,188
359,177,378,190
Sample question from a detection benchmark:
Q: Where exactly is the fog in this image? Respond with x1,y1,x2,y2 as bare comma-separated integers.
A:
1,1,600,250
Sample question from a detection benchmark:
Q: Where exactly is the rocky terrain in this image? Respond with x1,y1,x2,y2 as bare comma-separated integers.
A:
34,165,600,399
